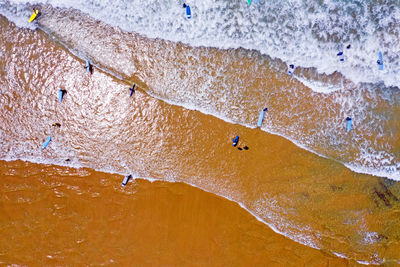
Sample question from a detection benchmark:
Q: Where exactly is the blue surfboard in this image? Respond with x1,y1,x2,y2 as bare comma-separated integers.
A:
257,108,267,127
346,117,352,132
42,136,52,149
378,51,383,70
232,136,239,147
58,88,63,102
186,5,191,19
85,60,90,73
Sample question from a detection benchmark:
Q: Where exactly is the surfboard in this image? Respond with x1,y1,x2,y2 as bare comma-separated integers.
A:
378,51,383,70
247,0,252,4
58,88,63,102
28,10,38,23
346,118,352,132
257,108,267,127
232,136,239,147
85,60,90,73
42,136,52,149
122,175,132,186
186,5,191,19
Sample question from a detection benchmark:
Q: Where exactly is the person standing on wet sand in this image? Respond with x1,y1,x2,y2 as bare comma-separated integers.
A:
129,84,136,97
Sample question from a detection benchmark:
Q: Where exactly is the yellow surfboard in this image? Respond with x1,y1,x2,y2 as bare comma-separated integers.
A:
28,10,39,23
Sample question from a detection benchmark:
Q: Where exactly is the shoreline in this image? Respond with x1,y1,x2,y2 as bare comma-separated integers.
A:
0,159,355,265
0,11,399,264
30,6,400,182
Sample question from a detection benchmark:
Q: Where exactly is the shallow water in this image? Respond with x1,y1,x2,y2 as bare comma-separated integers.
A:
0,160,356,266
0,4,400,265
1,1,400,179
33,5,400,181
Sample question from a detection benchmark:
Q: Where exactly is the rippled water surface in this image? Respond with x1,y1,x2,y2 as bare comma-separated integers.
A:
0,1,400,264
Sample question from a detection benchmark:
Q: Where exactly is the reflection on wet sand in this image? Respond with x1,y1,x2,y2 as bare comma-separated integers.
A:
0,160,351,266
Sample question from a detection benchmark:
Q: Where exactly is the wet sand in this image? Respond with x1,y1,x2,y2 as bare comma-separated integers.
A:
0,160,352,266
0,9,399,265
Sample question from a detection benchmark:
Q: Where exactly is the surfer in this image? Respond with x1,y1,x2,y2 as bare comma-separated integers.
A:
84,61,93,74
129,84,136,96
337,51,344,61
346,44,351,49
377,59,382,65
52,123,61,127
183,3,187,8
33,8,38,14
288,64,295,75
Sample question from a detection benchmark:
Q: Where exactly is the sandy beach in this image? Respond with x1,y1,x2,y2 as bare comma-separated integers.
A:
0,3,399,265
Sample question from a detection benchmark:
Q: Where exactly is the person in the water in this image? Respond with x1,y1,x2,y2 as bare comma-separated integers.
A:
52,123,61,127
288,64,295,75
337,51,345,61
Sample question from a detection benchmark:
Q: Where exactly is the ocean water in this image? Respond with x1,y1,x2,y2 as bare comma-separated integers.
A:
1,0,399,180
1,0,399,86
0,0,400,264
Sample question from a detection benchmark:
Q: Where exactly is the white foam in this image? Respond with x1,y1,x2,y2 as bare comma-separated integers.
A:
294,75,344,94
1,0,400,181
1,0,399,89
0,1,37,30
